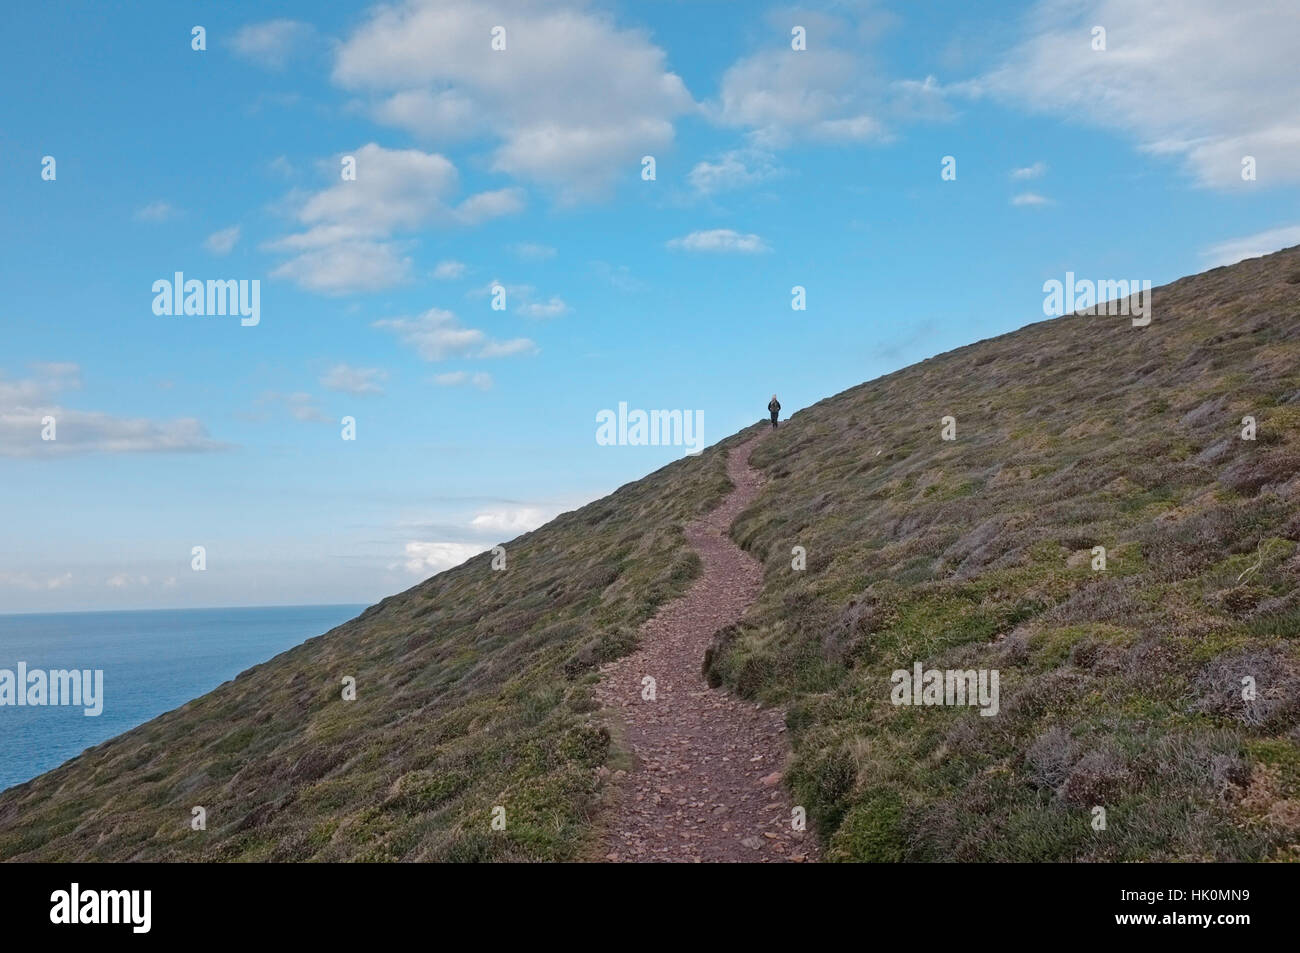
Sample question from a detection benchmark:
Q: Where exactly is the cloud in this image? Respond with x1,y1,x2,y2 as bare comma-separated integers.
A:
1201,225,1300,267
0,571,73,591
972,0,1300,187
1011,192,1052,207
433,371,493,390
135,201,179,223
231,19,316,70
1011,161,1047,180
332,0,696,201
0,363,228,457
258,391,331,424
470,506,551,534
687,149,783,195
270,240,413,294
400,501,563,575
470,279,569,318
517,296,570,319
300,145,461,232
666,229,771,254
509,242,557,261
107,573,151,589
433,260,468,280
403,540,490,574
321,364,388,396
709,4,935,151
268,143,524,294
478,337,538,358
454,187,526,224
375,307,536,361
204,225,241,255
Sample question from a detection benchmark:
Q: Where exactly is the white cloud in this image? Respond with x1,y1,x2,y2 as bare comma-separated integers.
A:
271,240,413,294
715,39,893,148
973,0,1300,187
815,114,886,141
107,573,151,589
433,371,493,390
478,338,538,358
454,187,527,224
1011,192,1051,207
509,242,557,261
470,506,551,534
0,571,73,591
231,19,316,70
470,279,569,318
1011,161,1047,180
301,145,460,232
375,307,536,361
135,201,178,223
258,392,331,424
518,296,570,319
0,363,227,457
433,259,468,280
666,229,771,254
204,225,241,255
268,143,524,294
403,540,489,574
332,0,696,201
320,364,388,396
687,149,782,195
1201,225,1300,267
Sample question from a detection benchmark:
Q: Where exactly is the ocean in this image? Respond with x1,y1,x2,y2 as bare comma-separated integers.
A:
0,604,366,792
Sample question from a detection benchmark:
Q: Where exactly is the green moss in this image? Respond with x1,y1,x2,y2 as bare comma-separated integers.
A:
827,790,906,862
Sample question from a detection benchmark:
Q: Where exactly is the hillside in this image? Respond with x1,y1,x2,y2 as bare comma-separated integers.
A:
3,247,1299,861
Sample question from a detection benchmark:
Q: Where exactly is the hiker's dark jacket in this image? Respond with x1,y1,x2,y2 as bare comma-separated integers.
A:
768,399,780,414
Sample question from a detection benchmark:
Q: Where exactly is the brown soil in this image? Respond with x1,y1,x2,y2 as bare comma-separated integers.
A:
596,433,818,862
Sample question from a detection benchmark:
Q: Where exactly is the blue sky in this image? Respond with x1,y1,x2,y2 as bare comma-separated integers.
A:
2,0,1297,612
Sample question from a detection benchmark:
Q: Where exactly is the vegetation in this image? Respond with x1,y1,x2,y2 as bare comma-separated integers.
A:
0,435,740,860
715,246,1300,861
3,247,1298,861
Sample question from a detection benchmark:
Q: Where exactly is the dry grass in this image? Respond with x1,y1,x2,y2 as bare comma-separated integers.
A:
3,246,1298,862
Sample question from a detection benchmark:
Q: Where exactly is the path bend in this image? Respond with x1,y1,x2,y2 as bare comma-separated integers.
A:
596,434,817,862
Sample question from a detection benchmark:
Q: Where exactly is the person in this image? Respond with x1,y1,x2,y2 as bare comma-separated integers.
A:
768,394,781,428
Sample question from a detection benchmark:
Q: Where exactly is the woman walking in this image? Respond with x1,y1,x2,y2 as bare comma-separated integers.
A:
768,394,781,428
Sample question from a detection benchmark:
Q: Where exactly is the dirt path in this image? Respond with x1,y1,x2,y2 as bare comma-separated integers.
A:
596,434,817,862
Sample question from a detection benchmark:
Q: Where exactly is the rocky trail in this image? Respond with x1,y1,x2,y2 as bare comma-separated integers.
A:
596,434,817,862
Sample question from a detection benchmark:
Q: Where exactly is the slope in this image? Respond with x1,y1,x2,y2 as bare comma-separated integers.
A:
2,246,1298,862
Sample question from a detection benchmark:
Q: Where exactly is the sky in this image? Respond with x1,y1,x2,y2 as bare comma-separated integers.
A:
1,0,1298,613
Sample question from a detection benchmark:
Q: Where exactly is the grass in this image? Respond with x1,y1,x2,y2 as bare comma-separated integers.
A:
3,246,1299,862
0,432,744,861
716,244,1300,861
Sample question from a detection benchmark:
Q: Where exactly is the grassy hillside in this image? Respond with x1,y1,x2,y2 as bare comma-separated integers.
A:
0,439,741,861
713,246,1300,861
3,247,1298,862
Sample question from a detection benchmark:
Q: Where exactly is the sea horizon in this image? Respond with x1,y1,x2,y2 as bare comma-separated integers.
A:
0,601,375,619
0,603,369,792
